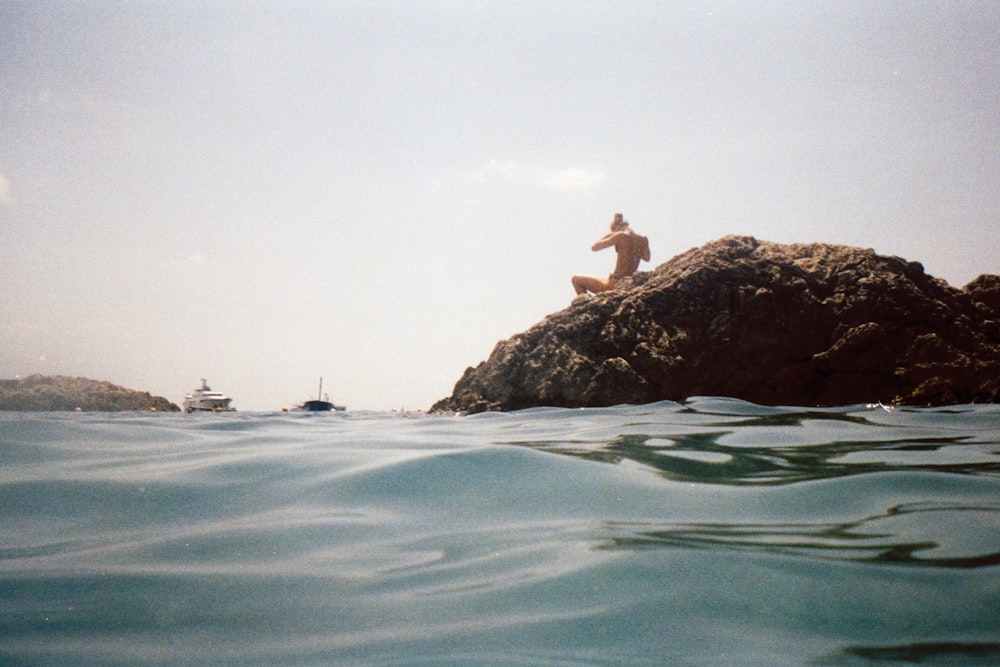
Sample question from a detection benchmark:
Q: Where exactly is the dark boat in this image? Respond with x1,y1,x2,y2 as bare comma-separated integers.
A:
297,377,345,412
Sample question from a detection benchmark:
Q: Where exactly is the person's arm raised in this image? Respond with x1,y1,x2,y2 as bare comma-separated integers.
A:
592,231,623,252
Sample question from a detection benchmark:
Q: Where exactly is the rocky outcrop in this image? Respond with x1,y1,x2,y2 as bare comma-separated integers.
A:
0,375,180,412
432,236,1000,413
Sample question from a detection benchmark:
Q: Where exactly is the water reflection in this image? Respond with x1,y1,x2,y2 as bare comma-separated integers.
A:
598,501,1000,569
821,641,1000,665
505,406,999,486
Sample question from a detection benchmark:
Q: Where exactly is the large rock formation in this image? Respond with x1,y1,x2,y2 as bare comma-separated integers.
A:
433,236,1000,413
0,375,180,412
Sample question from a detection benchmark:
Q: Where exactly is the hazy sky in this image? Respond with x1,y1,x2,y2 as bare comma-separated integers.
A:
2,1,998,411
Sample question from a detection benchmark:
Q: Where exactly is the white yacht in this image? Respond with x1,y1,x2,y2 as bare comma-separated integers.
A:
183,379,235,413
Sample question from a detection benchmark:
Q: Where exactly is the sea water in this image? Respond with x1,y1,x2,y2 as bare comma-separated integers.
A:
1,398,998,666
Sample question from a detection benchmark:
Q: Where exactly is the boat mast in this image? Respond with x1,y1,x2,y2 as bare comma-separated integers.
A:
317,377,323,400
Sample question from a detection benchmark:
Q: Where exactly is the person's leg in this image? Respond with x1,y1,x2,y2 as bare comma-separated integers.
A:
572,274,611,294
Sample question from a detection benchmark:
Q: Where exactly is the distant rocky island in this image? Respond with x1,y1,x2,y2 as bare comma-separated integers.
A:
433,236,1000,413
0,375,180,412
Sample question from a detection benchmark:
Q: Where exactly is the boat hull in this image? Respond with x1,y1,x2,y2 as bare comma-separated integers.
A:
298,400,345,412
184,404,236,413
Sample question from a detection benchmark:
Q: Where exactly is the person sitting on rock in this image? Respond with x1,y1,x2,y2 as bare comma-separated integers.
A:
572,213,650,295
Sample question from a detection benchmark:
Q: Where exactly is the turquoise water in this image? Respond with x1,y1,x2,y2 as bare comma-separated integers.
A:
1,398,998,666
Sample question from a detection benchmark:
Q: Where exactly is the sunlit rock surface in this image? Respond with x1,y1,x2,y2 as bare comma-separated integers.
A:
433,236,1000,413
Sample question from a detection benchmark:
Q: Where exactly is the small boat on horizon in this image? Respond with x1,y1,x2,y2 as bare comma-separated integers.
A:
296,377,345,412
183,379,236,413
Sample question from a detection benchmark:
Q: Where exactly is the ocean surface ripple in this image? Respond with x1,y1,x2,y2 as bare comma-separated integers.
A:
1,398,998,666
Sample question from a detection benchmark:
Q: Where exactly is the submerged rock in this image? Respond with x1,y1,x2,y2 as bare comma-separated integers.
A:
433,236,1000,413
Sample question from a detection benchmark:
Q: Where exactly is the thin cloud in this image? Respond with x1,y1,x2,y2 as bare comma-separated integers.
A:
485,158,521,180
536,167,605,192
0,174,11,205
460,159,604,192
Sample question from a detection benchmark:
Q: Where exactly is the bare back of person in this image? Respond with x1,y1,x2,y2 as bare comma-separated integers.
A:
572,213,650,295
